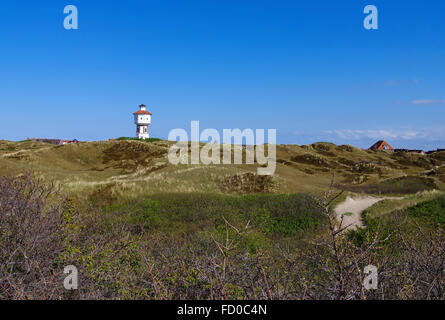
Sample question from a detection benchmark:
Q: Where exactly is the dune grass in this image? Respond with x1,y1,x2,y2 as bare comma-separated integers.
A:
0,140,444,200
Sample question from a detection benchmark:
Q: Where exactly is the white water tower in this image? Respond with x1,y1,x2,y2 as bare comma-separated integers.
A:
133,104,152,139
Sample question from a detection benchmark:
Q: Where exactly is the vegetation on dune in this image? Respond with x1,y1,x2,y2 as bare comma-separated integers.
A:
220,172,277,194
102,140,169,171
337,176,438,195
405,196,445,225
104,192,325,238
116,137,163,143
1,174,444,300
391,151,442,169
1,140,445,299
1,139,444,196
350,194,445,249
0,175,66,299
348,195,445,299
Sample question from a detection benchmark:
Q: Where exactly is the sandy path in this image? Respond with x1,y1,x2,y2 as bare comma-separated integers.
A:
334,196,389,231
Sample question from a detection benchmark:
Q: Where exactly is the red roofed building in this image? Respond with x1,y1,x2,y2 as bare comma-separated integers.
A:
369,140,394,151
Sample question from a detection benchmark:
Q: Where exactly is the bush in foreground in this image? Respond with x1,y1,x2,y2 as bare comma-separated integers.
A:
1,174,444,300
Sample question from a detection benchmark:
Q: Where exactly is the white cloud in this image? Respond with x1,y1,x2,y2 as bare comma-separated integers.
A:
289,127,445,149
325,129,436,141
411,99,445,105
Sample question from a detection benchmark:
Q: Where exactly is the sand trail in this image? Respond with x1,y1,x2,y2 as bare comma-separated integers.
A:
334,196,402,231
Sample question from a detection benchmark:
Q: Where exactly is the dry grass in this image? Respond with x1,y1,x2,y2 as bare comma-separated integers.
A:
360,189,445,219
0,140,444,200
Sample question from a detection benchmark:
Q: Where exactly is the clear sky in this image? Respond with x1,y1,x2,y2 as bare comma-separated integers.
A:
0,0,444,149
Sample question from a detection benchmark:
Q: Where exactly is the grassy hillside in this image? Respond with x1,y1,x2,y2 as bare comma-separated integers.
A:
1,139,444,199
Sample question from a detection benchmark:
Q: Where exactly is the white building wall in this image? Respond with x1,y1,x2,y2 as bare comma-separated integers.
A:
134,106,151,139
136,125,150,139
134,115,151,125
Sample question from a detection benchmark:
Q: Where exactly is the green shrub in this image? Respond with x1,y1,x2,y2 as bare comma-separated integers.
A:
405,196,445,225
348,196,445,247
105,193,325,238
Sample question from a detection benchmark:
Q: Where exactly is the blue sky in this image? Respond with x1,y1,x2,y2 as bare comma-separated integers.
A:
0,0,444,149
